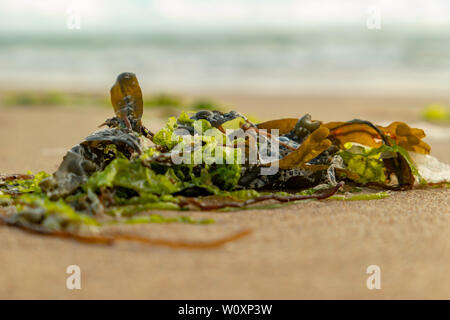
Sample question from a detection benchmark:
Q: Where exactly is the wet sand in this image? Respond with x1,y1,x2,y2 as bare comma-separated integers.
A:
0,94,449,299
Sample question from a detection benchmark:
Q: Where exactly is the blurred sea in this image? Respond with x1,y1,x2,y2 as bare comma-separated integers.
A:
1,0,450,95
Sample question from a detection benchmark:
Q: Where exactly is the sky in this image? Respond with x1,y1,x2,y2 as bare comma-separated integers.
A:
1,0,450,34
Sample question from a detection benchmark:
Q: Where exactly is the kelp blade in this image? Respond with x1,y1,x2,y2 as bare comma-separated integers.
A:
110,72,144,121
276,126,332,169
257,118,298,135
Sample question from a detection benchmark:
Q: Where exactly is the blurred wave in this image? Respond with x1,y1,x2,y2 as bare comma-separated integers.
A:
1,0,450,94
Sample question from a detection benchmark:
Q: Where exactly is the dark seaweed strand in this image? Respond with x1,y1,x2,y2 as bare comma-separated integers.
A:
0,174,34,182
0,212,251,249
0,216,114,245
363,180,447,191
363,182,403,191
110,229,251,249
141,125,154,140
421,181,449,188
329,119,391,146
180,182,344,211
409,181,448,189
0,189,23,196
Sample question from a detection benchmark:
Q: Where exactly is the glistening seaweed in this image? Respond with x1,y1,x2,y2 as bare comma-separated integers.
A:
1,72,448,248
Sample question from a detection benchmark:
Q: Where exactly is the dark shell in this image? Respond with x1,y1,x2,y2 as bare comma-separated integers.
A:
40,128,142,199
283,114,322,143
81,128,141,156
190,110,246,128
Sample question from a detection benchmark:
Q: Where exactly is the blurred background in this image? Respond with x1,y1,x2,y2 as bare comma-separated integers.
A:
0,0,449,173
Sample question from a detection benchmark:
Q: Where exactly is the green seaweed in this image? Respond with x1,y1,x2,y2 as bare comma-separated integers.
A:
2,171,50,194
152,116,181,149
339,142,423,184
120,214,214,225
14,193,99,228
107,202,180,216
422,104,450,123
143,93,183,108
329,192,390,201
190,100,219,111
86,158,183,196
339,143,386,184
1,101,443,243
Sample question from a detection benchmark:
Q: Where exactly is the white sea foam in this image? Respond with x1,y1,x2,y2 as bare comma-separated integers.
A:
410,152,450,183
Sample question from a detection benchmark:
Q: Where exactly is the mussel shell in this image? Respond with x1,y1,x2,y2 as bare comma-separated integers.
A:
40,128,142,199
190,110,245,128
81,128,141,156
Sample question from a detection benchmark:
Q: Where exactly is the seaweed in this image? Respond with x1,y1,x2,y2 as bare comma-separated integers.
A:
422,104,450,123
178,182,343,211
1,72,448,248
0,171,49,194
329,192,390,201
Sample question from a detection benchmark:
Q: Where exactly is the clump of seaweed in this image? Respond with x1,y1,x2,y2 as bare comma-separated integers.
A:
1,72,448,248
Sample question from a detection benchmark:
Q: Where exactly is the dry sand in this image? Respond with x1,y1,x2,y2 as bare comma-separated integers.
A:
0,94,449,299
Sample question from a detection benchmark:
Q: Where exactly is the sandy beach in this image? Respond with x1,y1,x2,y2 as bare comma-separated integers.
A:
0,93,449,299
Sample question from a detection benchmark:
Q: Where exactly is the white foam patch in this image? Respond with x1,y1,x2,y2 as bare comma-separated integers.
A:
410,152,450,183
